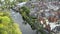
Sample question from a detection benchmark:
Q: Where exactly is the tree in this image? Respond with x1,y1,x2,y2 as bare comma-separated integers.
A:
0,0,28,10
0,0,29,34
19,6,49,34
0,0,52,34
0,12,22,34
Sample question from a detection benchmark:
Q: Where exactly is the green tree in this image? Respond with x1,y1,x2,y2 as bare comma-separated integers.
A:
0,0,27,34
0,12,22,34
0,0,52,34
0,0,28,10
19,6,48,34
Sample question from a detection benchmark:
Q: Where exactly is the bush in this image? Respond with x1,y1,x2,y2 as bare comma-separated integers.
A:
0,12,22,34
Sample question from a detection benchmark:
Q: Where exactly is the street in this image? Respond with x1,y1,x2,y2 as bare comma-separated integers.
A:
10,10,36,34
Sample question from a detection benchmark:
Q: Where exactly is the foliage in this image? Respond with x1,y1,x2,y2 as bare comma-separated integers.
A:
19,6,48,34
0,0,28,10
0,12,22,34
0,0,52,34
0,0,29,34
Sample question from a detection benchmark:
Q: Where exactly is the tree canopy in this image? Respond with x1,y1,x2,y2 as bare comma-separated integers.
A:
0,12,22,34
0,0,29,10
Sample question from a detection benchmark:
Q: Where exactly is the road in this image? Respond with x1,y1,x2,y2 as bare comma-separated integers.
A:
10,9,36,34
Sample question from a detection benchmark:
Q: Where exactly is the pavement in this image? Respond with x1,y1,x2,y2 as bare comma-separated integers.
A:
10,10,36,34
